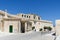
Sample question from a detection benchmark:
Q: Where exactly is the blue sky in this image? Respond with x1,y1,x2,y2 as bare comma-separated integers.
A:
0,0,60,25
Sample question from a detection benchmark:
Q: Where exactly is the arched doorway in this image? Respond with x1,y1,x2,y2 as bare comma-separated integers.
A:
21,22,25,33
9,25,13,33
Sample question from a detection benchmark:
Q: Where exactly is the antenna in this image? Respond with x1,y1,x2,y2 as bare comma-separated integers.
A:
4,9,8,18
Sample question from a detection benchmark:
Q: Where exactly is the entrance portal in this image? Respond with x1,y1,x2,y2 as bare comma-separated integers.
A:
9,25,13,33
21,22,25,33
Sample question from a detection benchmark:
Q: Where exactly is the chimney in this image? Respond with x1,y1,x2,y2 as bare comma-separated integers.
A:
4,9,8,18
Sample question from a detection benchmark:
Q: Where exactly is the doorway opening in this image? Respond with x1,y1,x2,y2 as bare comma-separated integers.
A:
21,22,25,33
9,25,13,33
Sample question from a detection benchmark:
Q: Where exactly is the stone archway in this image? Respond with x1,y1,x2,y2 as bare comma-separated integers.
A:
21,22,25,33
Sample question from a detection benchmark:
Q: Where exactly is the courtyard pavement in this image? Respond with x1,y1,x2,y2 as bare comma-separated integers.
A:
0,31,55,40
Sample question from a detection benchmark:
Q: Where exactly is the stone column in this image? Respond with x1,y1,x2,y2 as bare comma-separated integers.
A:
18,21,21,33
2,20,4,32
25,22,27,32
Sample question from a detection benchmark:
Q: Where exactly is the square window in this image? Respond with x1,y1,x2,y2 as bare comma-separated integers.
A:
34,15,36,19
29,16,30,18
38,17,40,20
22,15,23,17
27,16,28,18
24,15,26,17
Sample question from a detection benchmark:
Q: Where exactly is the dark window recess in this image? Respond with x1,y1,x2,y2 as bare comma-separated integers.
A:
29,16,30,18
38,17,40,20
34,15,36,19
27,16,28,18
22,15,23,17
24,15,26,17
34,21,36,24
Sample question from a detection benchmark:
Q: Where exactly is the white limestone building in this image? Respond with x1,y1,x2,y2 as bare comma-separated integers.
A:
55,20,60,36
0,10,54,33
